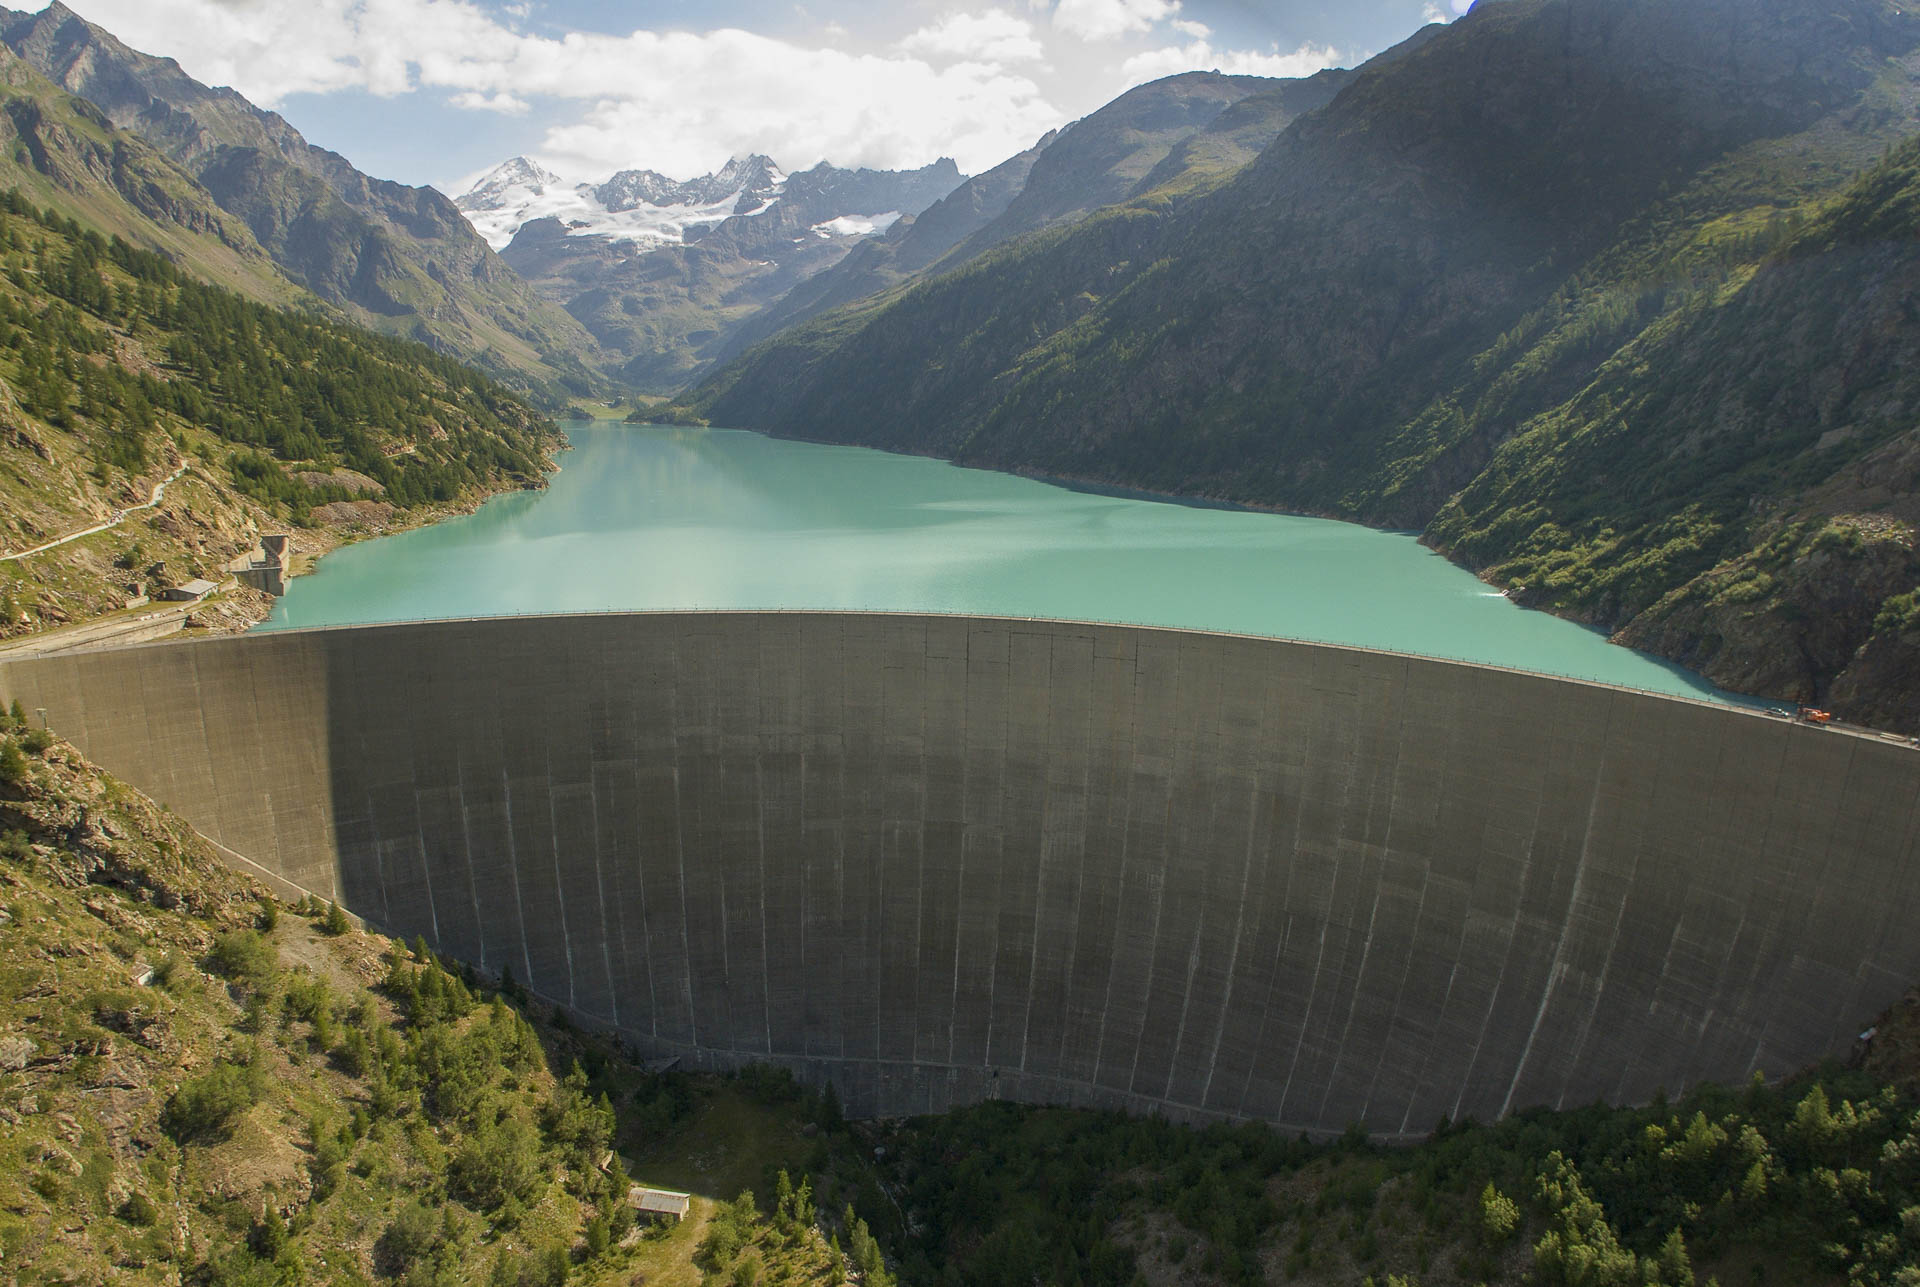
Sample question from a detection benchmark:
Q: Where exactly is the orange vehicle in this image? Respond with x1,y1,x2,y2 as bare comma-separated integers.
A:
1799,707,1834,724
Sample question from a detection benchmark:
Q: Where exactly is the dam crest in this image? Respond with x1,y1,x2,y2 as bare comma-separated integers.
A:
4,612,1916,1138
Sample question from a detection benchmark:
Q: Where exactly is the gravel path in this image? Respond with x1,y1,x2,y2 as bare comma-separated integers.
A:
0,462,190,563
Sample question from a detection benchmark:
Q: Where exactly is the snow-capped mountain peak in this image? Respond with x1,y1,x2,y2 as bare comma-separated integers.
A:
592,168,681,213
454,154,794,252
458,156,562,210
454,153,964,258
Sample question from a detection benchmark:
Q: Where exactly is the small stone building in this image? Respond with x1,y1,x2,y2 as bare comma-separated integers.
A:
157,578,218,603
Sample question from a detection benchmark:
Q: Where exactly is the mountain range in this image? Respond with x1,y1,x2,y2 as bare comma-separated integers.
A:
457,154,793,252
674,0,1920,733
716,67,1360,367
451,65,1362,391
459,151,965,388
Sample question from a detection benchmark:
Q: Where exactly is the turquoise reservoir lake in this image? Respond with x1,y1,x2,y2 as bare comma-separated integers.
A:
262,423,1745,703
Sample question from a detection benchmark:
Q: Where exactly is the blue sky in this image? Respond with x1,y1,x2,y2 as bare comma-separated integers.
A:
52,0,1467,193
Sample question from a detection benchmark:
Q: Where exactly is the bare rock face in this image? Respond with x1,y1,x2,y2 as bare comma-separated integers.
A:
0,1034,35,1070
1616,521,1920,718
1830,623,1920,733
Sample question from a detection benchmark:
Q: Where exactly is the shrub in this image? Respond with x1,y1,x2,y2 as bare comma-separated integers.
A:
379,1200,440,1274
321,900,350,936
118,1191,160,1226
248,1205,287,1258
0,740,28,787
1479,1181,1521,1245
207,930,277,985
736,1062,801,1105
162,1059,264,1142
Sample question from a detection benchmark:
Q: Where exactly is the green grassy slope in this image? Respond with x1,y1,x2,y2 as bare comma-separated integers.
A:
1420,138,1920,729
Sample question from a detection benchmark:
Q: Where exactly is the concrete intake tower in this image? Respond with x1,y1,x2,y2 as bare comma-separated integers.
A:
3,612,1917,1137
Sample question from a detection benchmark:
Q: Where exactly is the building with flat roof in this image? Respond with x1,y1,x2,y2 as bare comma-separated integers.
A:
157,578,218,603
628,1187,692,1222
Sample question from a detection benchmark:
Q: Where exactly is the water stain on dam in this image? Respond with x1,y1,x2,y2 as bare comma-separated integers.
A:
5,613,1917,1137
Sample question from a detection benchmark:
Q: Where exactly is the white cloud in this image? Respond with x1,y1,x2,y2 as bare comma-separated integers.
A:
899,9,1044,64
449,89,529,114
64,0,518,100
1120,39,1344,85
1170,18,1211,39
1052,0,1180,42
535,36,1059,178
60,0,1064,178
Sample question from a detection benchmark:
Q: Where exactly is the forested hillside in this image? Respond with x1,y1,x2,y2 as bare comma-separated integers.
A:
678,0,1920,731
874,1038,1920,1287
0,189,558,637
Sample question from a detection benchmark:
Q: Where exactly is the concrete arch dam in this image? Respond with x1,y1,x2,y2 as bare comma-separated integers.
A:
4,612,1918,1137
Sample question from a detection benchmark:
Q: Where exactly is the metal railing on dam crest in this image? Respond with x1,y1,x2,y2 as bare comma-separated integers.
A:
4,611,1916,1139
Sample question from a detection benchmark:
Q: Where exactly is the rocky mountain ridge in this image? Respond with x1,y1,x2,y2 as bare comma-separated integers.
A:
469,151,967,390
455,152,804,252
457,151,963,256
720,69,1354,364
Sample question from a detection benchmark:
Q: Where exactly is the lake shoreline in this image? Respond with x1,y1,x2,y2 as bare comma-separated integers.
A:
235,432,572,636
257,421,1752,706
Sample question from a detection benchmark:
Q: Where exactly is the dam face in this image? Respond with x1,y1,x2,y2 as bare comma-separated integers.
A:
4,613,1918,1136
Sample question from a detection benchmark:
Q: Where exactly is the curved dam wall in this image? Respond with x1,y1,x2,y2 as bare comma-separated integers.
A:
4,612,1919,1136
